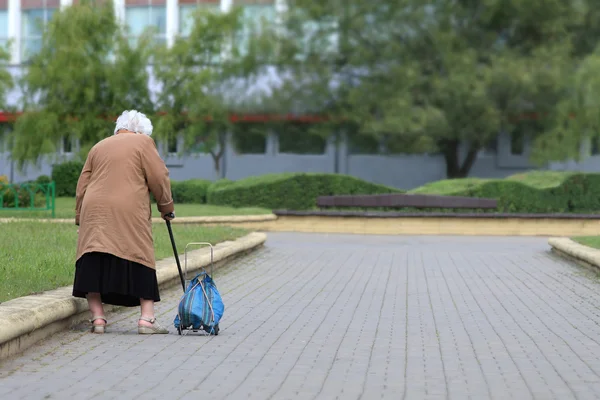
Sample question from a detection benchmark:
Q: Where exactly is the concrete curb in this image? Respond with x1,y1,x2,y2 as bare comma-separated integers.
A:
6,214,600,237
548,237,600,273
0,232,267,361
0,214,277,224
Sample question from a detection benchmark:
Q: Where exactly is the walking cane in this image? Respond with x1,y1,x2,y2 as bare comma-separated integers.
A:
165,212,186,292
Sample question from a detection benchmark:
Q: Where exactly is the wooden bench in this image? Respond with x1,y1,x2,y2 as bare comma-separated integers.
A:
316,193,498,210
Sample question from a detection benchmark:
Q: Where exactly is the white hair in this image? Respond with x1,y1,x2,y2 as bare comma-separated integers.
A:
113,110,153,136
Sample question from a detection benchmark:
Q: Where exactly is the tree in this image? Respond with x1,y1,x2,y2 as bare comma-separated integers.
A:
10,0,153,170
0,42,15,155
383,0,575,176
262,0,586,178
0,42,13,114
537,0,600,164
152,6,264,177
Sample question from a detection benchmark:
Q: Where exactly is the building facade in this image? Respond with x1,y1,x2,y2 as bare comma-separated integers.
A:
0,0,599,189
1,0,283,65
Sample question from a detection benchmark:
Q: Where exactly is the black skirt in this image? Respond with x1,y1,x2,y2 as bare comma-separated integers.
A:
72,252,160,307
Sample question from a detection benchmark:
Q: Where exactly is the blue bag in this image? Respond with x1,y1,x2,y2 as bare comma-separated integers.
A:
174,272,224,335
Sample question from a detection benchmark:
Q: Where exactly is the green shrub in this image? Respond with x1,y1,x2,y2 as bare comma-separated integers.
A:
52,161,84,197
461,179,567,213
207,173,402,210
206,179,233,200
170,179,211,203
35,175,52,185
0,182,47,208
209,178,233,191
205,170,600,214
407,171,600,213
0,182,16,207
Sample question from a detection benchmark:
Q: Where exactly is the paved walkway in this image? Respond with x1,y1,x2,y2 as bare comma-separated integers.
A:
2,233,600,400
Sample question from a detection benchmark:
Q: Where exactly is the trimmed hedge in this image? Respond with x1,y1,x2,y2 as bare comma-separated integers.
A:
170,179,211,203
207,173,402,210
163,178,233,204
408,171,600,213
51,159,213,203
48,161,600,213
409,171,576,195
52,161,84,197
208,178,233,192
206,170,600,213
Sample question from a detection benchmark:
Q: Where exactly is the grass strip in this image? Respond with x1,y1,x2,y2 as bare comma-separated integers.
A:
0,221,249,303
0,197,272,219
571,236,600,250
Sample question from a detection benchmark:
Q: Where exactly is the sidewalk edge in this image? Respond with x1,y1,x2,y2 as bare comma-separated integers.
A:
548,237,600,273
0,232,267,361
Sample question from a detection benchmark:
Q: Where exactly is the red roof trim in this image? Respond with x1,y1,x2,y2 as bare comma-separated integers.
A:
0,111,575,124
0,111,331,123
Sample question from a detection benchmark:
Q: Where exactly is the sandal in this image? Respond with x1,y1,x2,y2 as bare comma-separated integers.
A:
138,317,169,335
89,316,107,334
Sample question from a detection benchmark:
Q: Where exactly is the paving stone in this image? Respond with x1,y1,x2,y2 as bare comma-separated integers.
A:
3,233,600,399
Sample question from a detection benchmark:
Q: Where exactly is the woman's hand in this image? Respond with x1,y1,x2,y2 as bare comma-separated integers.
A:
162,212,175,221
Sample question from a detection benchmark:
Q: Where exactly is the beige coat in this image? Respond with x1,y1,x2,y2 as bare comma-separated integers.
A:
75,133,174,269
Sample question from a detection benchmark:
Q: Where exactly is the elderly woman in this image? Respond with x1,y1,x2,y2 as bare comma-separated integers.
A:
72,110,175,335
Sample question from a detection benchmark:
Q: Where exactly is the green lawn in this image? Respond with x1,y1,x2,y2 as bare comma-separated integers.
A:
0,196,272,219
408,177,490,195
407,171,576,195
0,221,249,303
505,171,576,189
572,236,600,250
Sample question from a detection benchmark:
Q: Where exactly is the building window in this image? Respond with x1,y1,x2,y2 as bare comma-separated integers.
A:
348,133,380,155
0,0,8,51
179,0,220,37
21,0,59,61
70,0,111,4
167,135,178,154
125,0,167,47
592,137,600,156
481,137,498,156
278,123,327,155
187,137,210,153
0,123,9,153
295,17,338,61
233,0,275,56
510,130,524,155
382,134,434,155
232,123,266,154
61,136,72,154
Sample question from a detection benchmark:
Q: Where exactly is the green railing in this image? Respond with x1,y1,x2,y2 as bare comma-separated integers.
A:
0,182,56,218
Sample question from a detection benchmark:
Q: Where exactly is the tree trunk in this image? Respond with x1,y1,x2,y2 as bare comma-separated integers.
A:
440,139,479,179
209,133,227,178
210,152,221,175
